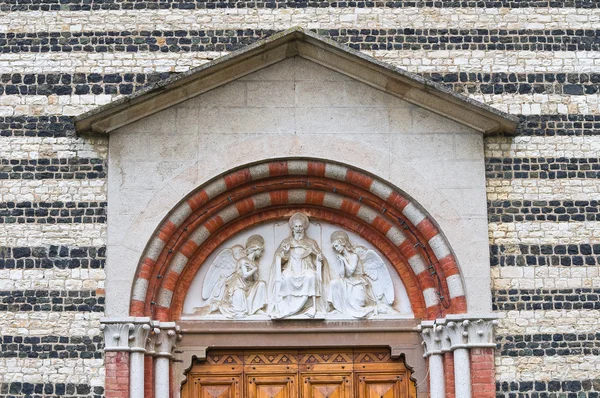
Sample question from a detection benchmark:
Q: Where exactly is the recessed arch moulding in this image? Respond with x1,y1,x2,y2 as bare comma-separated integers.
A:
129,159,468,322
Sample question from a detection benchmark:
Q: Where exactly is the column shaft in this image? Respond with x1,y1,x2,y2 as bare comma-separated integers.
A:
429,354,445,398
454,347,472,398
155,357,171,398
129,352,145,398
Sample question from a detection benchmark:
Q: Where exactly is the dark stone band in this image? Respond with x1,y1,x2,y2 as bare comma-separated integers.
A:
3,71,600,96
488,200,600,222
2,28,600,53
0,201,106,224
0,383,103,397
0,158,106,180
493,288,600,311
496,380,600,396
490,244,600,267
0,246,106,269
0,290,105,312
486,157,600,179
0,335,103,359
497,333,600,357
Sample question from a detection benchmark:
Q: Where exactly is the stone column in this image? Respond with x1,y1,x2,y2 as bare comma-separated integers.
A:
439,322,455,398
446,319,472,398
128,318,152,398
419,321,446,398
155,322,181,398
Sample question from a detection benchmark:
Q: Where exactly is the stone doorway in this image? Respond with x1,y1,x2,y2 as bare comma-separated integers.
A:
182,348,417,398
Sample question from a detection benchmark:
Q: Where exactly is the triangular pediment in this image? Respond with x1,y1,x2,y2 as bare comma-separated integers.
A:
74,27,518,135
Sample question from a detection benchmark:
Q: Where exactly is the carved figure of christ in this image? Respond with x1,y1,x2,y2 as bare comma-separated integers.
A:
269,213,325,319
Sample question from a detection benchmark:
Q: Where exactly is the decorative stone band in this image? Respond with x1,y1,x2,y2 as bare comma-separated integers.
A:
419,315,500,357
130,159,468,321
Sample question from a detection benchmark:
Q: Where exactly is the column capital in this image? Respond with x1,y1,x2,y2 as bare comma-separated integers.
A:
445,319,470,350
465,318,498,348
100,317,152,352
155,322,182,360
443,315,499,349
418,321,445,357
145,321,161,356
419,315,499,353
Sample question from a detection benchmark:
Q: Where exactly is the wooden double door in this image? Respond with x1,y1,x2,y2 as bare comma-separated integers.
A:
183,349,416,398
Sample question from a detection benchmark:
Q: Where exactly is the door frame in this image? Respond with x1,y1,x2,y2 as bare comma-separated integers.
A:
182,348,417,398
174,319,427,398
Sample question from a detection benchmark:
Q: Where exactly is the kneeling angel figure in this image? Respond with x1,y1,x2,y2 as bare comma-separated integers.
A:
196,235,268,319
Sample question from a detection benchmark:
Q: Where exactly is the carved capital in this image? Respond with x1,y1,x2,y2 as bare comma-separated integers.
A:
100,320,134,351
438,322,452,353
466,319,498,348
145,321,161,356
156,322,182,359
129,318,152,353
419,322,445,357
445,315,499,349
446,319,470,350
100,317,152,353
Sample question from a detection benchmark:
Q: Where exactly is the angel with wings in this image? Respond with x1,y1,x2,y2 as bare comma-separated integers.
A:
327,231,397,318
196,235,267,319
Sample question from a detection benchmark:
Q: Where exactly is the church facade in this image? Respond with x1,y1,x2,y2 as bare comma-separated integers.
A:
1,4,599,398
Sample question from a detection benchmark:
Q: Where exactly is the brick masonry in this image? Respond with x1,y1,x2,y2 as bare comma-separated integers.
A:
0,4,598,397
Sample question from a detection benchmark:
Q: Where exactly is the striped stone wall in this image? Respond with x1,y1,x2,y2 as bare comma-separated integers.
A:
1,2,599,397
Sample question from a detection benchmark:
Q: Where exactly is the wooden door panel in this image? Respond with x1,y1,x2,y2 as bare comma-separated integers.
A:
301,374,352,398
298,350,354,374
246,374,298,398
356,374,406,398
190,375,241,398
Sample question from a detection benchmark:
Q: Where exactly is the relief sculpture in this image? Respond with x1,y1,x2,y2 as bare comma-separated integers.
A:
197,234,268,318
195,212,402,320
267,212,330,319
328,231,397,318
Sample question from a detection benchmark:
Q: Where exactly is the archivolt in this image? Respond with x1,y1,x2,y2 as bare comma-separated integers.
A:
129,159,467,321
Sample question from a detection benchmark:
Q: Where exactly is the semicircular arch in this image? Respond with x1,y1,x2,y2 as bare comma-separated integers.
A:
129,159,467,321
